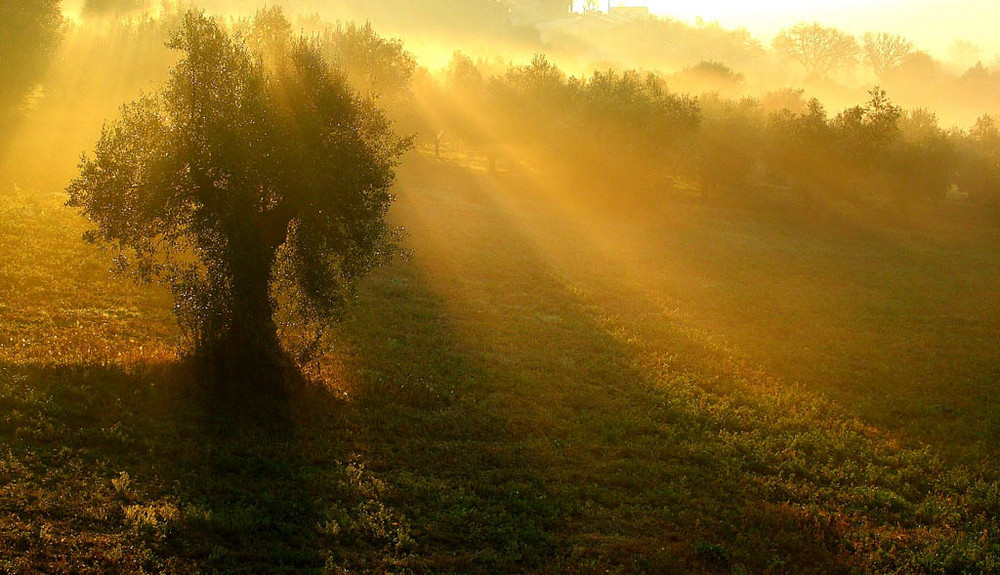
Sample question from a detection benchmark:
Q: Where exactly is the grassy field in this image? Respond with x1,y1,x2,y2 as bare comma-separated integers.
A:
1,150,999,572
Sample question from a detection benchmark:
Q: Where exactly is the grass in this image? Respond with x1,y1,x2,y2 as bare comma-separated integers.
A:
1,151,999,572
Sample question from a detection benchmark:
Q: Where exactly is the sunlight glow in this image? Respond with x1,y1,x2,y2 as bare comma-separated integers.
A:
637,0,1000,58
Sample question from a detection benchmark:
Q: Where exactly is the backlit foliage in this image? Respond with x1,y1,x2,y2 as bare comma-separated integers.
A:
66,11,411,374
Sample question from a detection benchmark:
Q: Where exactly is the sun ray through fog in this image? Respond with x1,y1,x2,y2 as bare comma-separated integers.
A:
3,2,1000,572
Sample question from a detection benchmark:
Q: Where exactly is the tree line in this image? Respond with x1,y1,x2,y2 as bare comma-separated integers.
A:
418,52,1000,216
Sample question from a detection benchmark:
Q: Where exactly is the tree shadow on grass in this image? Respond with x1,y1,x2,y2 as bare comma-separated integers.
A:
302,263,567,572
0,263,567,575
0,358,333,573
319,159,853,573
347,156,1000,573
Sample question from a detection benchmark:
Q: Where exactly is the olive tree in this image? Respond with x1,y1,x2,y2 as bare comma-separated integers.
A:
67,12,411,383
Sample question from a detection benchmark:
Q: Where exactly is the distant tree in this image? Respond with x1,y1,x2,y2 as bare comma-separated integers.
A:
497,56,569,133
317,21,416,104
884,50,944,89
955,115,1000,216
242,5,292,64
961,61,992,82
0,0,63,123
861,87,903,146
578,68,699,155
948,39,984,69
439,51,497,165
66,12,411,384
446,52,485,94
673,60,745,95
772,22,859,79
829,87,944,205
895,108,956,201
697,96,764,194
491,53,571,170
759,88,808,115
833,86,902,163
501,53,567,100
764,97,836,203
898,108,941,143
862,32,914,78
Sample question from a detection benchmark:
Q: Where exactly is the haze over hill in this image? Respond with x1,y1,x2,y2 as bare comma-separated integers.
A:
639,0,1000,61
2,2,999,572
61,0,1000,63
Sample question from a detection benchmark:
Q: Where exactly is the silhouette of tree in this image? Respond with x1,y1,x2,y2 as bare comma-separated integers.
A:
895,108,956,201
317,21,416,103
673,60,745,96
956,115,1000,216
833,86,901,164
242,5,292,65
697,95,763,194
764,98,835,203
577,68,699,157
772,23,859,79
862,32,914,78
441,52,491,155
66,12,411,385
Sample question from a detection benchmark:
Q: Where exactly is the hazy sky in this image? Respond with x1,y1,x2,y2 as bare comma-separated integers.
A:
635,0,999,60
61,0,999,64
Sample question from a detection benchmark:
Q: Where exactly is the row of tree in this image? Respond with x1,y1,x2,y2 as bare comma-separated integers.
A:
419,53,1000,214
772,24,917,80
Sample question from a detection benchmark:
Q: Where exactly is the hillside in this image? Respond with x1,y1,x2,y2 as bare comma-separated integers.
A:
2,151,999,572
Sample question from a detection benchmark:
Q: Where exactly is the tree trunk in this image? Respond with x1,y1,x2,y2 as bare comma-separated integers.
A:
231,262,279,355
212,211,292,392
213,253,284,391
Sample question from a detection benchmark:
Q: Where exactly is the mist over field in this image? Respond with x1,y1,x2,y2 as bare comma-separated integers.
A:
2,1,999,572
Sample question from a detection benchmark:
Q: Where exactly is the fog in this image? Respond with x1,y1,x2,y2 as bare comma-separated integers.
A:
4,3,1000,572
7,1,997,204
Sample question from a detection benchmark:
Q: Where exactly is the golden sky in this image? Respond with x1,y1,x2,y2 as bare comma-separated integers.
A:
636,0,999,60
61,0,999,65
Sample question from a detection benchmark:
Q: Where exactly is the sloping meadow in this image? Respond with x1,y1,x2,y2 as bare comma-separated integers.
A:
3,154,1000,571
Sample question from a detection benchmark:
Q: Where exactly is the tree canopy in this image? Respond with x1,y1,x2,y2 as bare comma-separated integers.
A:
67,11,411,384
862,32,914,78
317,21,416,104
